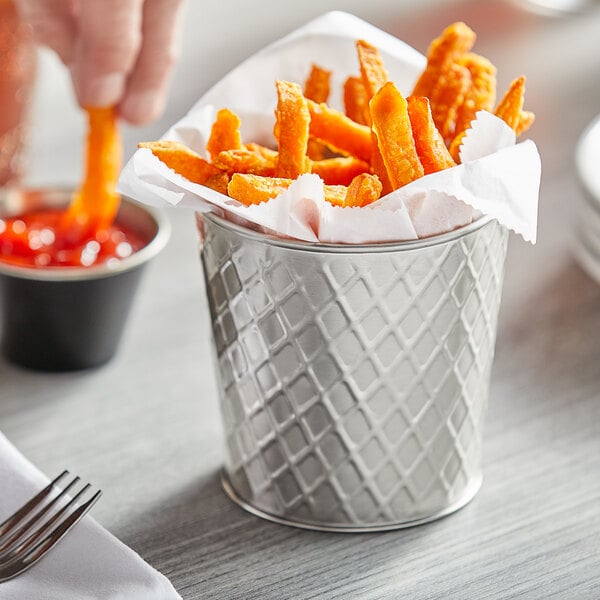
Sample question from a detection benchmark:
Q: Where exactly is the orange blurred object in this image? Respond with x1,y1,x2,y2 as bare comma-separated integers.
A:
0,0,36,187
63,106,122,240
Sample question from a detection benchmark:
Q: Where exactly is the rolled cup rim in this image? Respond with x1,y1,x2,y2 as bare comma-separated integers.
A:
203,210,497,254
0,188,171,282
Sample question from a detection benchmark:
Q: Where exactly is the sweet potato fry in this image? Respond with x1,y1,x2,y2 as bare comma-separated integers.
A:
274,80,311,178
344,173,382,207
369,131,392,197
516,110,535,136
455,52,497,134
495,76,528,131
228,173,292,205
370,82,424,190
139,140,229,193
448,131,466,164
447,52,497,160
309,156,370,186
307,100,372,162
214,148,276,176
327,182,382,207
227,173,357,208
356,39,389,103
206,108,242,161
412,22,476,141
245,143,278,161
202,172,230,195
412,22,476,99
429,62,471,143
65,107,121,236
307,142,329,161
304,64,333,160
407,96,456,174
304,64,331,104
355,40,392,193
343,76,368,125
323,185,348,207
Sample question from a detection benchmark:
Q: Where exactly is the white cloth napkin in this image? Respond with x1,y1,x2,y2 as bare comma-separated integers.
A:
0,432,181,600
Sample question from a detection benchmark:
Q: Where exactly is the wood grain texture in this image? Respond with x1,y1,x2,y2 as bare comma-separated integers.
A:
1,2,600,598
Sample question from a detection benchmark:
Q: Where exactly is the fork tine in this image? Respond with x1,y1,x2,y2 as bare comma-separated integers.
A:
0,489,102,583
23,490,102,564
0,471,69,538
1,482,90,560
0,475,81,551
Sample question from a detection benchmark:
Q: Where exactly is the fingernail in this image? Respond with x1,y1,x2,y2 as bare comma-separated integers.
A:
83,73,126,107
120,91,163,125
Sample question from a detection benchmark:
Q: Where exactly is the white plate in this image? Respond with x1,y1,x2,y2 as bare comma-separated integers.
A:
576,114,600,203
575,114,600,284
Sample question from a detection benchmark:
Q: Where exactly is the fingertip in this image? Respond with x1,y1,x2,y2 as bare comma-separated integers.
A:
118,90,165,126
72,70,127,109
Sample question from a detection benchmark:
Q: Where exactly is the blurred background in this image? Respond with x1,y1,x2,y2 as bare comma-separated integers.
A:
20,0,600,309
23,0,600,187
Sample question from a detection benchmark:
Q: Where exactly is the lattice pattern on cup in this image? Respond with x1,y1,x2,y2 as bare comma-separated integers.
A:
202,218,508,528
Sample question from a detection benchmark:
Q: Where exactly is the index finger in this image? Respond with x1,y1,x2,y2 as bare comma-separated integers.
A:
71,0,143,108
119,0,184,125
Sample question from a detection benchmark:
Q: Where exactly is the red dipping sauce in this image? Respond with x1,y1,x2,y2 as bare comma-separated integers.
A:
0,209,147,269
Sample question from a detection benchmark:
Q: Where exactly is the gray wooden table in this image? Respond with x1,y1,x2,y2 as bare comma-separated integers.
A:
1,1,600,598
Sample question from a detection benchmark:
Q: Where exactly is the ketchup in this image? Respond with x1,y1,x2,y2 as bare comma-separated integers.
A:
0,208,146,269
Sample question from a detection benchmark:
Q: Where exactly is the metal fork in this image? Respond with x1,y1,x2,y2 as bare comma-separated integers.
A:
0,471,102,583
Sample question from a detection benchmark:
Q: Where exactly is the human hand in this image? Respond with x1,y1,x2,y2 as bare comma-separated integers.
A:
15,0,184,125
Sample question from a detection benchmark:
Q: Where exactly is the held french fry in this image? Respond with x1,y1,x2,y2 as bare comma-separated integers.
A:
274,80,311,178
64,107,121,236
408,96,456,175
370,82,424,190
206,108,243,161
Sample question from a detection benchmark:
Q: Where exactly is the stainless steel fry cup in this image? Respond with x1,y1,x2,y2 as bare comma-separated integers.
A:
200,213,508,531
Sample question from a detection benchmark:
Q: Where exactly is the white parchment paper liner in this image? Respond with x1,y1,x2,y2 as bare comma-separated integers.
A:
118,11,541,244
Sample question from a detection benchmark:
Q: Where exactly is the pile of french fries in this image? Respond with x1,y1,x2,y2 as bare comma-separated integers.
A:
140,22,534,209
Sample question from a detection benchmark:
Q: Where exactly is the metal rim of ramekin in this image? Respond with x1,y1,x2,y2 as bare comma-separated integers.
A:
0,188,171,282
